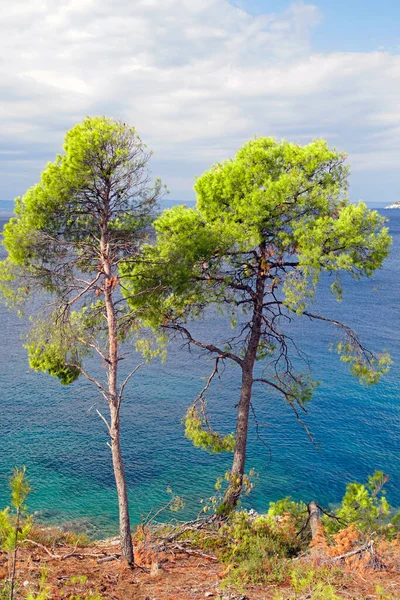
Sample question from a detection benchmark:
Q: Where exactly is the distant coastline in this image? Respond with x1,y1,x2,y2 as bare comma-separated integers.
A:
0,198,198,219
0,199,393,217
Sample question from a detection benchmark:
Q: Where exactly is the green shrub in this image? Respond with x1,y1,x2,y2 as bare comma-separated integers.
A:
323,471,395,535
272,565,346,599
268,496,308,533
0,467,32,552
219,510,303,584
0,583,11,600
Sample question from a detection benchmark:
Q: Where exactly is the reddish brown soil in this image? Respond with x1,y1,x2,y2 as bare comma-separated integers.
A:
2,539,400,599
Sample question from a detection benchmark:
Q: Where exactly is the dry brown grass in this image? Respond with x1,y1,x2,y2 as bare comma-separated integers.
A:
1,527,400,600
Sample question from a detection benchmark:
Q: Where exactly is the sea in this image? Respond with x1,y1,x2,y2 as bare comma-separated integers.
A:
0,208,399,538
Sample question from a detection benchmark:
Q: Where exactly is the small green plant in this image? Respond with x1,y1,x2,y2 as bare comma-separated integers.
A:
0,583,11,600
272,565,346,599
141,486,185,526
64,596,103,600
268,496,308,532
199,470,258,517
71,596,102,600
0,467,32,600
65,574,89,599
57,574,103,600
289,567,344,598
290,566,317,595
307,583,344,600
69,576,88,585
166,486,185,512
25,568,51,600
323,471,393,534
25,586,51,599
375,584,397,600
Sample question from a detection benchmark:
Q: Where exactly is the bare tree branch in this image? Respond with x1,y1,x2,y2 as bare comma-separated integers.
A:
164,324,243,366
117,362,144,408
96,409,111,433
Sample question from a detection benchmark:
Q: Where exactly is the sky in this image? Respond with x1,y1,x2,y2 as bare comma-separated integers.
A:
1,0,400,207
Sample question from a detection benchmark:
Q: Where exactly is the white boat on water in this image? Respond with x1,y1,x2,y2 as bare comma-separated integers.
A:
385,200,400,209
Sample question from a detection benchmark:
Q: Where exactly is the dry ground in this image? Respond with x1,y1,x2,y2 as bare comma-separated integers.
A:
2,536,400,600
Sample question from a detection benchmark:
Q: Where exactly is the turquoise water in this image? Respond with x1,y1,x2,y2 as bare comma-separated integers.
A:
0,211,399,537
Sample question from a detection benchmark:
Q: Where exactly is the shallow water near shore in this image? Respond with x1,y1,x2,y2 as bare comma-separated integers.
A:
0,209,399,538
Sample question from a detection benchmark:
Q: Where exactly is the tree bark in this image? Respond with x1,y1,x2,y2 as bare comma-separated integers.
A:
102,232,134,564
307,501,320,540
223,367,254,512
223,250,266,512
110,404,134,564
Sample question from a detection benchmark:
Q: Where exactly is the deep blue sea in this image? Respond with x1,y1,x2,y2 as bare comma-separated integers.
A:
0,210,399,537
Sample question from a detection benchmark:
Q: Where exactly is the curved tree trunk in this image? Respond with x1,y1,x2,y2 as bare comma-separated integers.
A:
223,367,254,512
223,247,266,513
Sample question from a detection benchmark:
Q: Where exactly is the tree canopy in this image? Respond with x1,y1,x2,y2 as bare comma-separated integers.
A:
1,116,161,381
122,137,391,509
0,116,163,562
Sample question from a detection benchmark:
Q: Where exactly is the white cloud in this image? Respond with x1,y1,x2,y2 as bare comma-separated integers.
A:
0,0,399,203
23,71,93,95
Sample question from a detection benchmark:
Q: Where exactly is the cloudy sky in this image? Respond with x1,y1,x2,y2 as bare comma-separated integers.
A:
1,0,399,206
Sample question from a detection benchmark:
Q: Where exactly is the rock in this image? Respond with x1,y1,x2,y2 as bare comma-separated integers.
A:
205,593,214,598
106,538,120,546
150,562,160,577
247,509,259,520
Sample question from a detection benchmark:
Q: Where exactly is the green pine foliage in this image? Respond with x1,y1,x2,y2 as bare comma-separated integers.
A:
0,116,162,382
123,137,391,461
323,471,393,535
24,317,84,384
268,496,308,531
184,406,236,453
0,467,32,553
208,510,304,585
0,116,164,561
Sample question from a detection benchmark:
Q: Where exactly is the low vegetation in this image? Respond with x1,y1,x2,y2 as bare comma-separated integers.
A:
2,468,399,599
